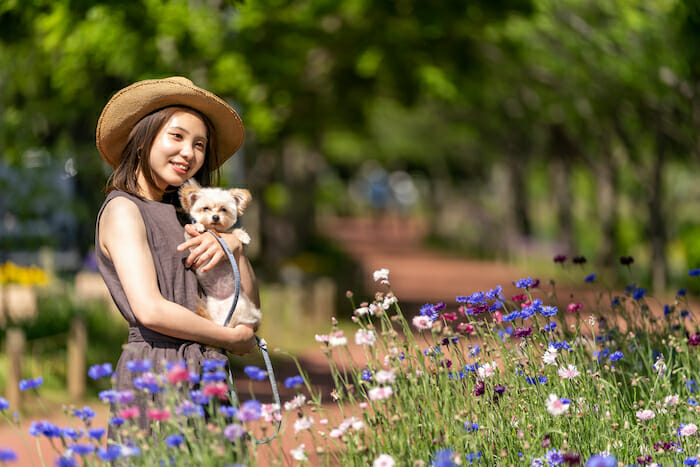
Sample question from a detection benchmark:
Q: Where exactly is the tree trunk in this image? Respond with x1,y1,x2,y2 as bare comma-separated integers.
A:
595,153,618,267
648,134,667,293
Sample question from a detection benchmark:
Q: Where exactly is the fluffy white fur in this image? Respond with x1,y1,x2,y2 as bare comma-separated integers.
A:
179,179,261,330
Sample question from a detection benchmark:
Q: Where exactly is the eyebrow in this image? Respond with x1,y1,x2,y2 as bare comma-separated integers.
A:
170,125,208,142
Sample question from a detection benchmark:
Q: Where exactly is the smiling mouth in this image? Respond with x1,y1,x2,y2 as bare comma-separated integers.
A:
172,162,189,172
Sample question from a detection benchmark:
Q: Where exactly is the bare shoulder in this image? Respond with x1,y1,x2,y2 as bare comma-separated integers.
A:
98,196,147,257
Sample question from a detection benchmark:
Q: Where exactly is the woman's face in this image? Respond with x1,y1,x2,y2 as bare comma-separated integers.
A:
138,110,208,199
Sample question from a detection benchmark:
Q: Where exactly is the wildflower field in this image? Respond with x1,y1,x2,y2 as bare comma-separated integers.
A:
1,259,699,466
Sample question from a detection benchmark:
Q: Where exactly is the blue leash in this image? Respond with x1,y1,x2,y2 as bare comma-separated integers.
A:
207,230,282,444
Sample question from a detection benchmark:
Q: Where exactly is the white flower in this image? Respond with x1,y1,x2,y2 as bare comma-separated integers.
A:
636,409,655,421
542,345,558,366
477,362,497,379
375,369,396,385
588,315,597,326
412,315,432,330
355,329,377,346
284,394,306,411
294,416,314,433
545,393,571,416
261,403,281,422
373,454,396,467
354,306,371,316
314,334,329,343
368,386,393,401
290,443,307,461
328,331,347,347
680,423,697,436
663,394,679,407
558,364,580,380
329,428,344,438
382,294,397,309
373,268,390,285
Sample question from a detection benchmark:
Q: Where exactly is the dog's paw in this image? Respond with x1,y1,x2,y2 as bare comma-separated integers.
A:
235,228,251,245
194,222,206,233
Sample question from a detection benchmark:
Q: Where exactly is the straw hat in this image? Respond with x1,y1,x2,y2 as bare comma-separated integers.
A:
96,76,244,169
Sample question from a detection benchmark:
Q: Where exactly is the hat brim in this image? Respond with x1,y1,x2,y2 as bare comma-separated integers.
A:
96,77,244,170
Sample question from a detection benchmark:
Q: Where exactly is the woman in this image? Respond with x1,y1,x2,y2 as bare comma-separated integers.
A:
94,77,258,431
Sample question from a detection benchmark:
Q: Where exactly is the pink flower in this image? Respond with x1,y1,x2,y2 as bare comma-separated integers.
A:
558,364,580,380
146,408,171,421
315,334,330,343
567,302,584,313
293,416,314,433
355,329,377,346
636,409,655,421
359,402,369,410
373,454,396,467
680,423,697,436
203,382,229,400
261,403,281,422
368,386,393,401
664,394,679,407
412,315,432,330
458,322,475,335
118,406,140,419
493,311,503,324
373,268,390,285
375,370,396,385
545,394,570,416
443,312,458,322
167,364,190,384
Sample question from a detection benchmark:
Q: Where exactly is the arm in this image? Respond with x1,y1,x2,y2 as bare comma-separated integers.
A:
98,197,256,354
177,224,261,308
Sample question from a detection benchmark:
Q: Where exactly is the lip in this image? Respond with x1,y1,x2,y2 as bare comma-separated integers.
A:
171,161,190,175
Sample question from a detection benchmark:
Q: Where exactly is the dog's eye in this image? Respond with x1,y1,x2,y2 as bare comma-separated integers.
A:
203,207,210,211
220,208,227,212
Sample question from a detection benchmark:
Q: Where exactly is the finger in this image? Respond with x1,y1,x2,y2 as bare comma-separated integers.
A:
200,250,224,273
177,235,202,252
186,245,209,268
184,224,202,236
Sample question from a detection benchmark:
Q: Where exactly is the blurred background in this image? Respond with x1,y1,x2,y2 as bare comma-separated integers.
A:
2,0,700,404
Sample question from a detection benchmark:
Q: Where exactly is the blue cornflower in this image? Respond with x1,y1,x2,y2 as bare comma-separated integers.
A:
689,268,700,277
179,401,205,418
285,375,305,388
189,390,210,405
108,417,125,427
87,363,113,380
202,371,227,383
0,397,9,411
585,454,616,467
165,360,186,371
29,420,60,438
19,376,43,391
687,379,697,393
88,427,105,440
502,311,520,322
584,273,596,283
609,351,624,362
97,445,122,462
361,368,373,382
681,309,691,318
539,306,558,317
165,434,185,448
485,286,503,300
664,304,671,316
456,295,468,304
98,390,118,403
515,278,533,289
684,458,698,466
189,371,201,384
549,341,571,351
469,345,480,357
0,448,17,462
689,397,698,406
538,376,548,384
464,363,480,373
432,448,457,467
420,303,440,321
125,360,151,372
611,297,620,307
244,366,266,381
55,455,77,467
678,288,687,296
489,300,503,311
464,421,479,432
133,376,161,393
60,427,81,441
202,359,227,372
465,451,482,465
633,288,646,300
545,449,564,466
624,283,636,293
71,443,95,456
467,292,485,305
218,405,239,418
521,299,542,319
544,322,557,332
73,406,95,421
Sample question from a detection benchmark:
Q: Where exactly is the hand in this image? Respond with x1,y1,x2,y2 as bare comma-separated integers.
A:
177,225,244,272
226,324,256,355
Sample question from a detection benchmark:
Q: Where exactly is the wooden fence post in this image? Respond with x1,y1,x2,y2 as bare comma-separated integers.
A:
5,328,25,408
67,317,87,401
312,277,336,324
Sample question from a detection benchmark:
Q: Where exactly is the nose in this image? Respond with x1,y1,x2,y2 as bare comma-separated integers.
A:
212,215,220,222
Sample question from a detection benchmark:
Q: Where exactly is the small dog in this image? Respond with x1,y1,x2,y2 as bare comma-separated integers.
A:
179,179,262,331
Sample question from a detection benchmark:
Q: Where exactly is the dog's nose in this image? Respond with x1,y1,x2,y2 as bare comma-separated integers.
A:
212,215,220,222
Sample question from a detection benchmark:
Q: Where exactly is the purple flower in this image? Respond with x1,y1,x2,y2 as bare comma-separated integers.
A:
97,445,122,462
473,381,485,396
494,385,506,394
55,455,77,467
87,363,113,380
202,359,227,372
584,273,596,283
218,405,239,418
236,400,262,422
513,327,533,338
244,366,266,381
73,406,95,421
19,377,43,391
223,423,245,441
125,360,151,372
515,278,533,289
70,443,95,456
0,448,17,462
202,371,227,383
609,351,624,362
633,288,646,300
0,398,9,411
284,375,304,388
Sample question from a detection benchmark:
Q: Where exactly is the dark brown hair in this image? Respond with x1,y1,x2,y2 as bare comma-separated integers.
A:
105,106,220,202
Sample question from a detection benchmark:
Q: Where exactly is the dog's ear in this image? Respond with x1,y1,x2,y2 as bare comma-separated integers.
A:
229,189,252,216
179,179,201,211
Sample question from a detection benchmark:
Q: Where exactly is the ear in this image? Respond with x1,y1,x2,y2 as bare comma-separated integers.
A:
229,189,252,216
179,179,201,211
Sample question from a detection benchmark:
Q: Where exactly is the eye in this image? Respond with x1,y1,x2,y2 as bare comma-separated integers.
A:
220,208,227,213
195,141,206,150
170,132,183,139
203,207,210,211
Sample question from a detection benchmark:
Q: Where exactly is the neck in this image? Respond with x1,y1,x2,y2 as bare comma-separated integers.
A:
136,171,165,201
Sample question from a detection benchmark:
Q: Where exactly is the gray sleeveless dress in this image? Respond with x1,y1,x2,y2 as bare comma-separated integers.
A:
95,190,226,431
